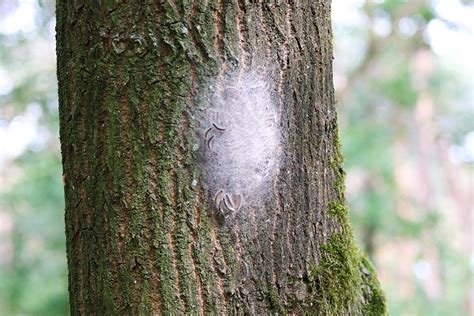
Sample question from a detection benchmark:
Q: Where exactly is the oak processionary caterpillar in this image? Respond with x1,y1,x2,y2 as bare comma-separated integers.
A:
199,67,281,220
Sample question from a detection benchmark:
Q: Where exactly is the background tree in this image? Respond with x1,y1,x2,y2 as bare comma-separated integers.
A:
55,1,385,314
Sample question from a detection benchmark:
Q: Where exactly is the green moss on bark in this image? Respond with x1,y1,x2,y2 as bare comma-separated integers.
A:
311,201,386,315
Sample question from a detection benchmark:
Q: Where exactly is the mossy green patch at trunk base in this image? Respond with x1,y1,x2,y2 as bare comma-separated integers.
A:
307,201,387,315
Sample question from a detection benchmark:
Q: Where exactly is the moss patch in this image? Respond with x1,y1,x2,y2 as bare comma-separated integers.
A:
307,226,386,314
310,233,361,313
306,198,387,315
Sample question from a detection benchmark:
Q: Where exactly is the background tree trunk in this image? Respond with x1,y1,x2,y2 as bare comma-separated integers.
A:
56,1,386,314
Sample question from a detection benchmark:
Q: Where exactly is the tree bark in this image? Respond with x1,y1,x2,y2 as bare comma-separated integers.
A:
56,1,386,315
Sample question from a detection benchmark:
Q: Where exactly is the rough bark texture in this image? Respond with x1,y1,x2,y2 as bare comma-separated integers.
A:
56,1,386,315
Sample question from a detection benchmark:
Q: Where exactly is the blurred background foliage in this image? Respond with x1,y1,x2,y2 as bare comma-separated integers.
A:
333,0,473,315
0,0,472,315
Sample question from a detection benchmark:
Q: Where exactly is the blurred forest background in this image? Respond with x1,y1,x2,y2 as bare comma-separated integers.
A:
0,0,472,314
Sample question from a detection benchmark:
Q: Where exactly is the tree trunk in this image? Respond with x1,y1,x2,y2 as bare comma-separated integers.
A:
56,1,386,315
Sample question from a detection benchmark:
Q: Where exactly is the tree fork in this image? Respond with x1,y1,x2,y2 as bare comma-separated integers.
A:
56,1,386,314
